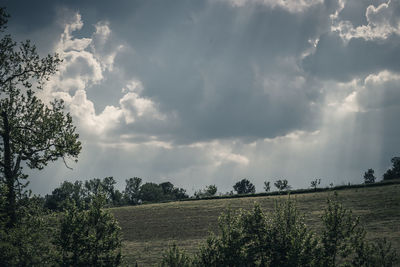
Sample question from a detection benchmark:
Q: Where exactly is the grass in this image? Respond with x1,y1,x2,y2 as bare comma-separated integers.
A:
110,183,400,266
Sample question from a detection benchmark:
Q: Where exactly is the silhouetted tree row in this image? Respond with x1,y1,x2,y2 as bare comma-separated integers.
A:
44,177,189,211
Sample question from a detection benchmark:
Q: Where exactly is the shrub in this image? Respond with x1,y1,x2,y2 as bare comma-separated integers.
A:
160,244,192,267
194,200,320,267
163,195,398,267
55,194,122,266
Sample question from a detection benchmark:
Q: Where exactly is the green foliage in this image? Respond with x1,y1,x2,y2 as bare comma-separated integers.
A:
45,180,85,211
383,157,400,180
55,194,122,266
0,7,81,226
161,195,398,267
194,200,320,267
138,181,188,203
160,244,192,267
0,196,57,266
274,179,291,192
320,192,398,267
233,179,256,194
194,185,218,199
45,177,124,211
206,185,218,196
363,169,376,184
140,182,165,202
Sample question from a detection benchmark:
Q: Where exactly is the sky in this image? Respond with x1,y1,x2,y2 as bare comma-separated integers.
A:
2,0,400,195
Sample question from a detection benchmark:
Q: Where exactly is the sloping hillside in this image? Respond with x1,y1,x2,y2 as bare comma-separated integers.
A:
110,184,400,266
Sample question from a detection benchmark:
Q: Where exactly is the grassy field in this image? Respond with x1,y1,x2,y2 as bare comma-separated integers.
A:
110,183,400,266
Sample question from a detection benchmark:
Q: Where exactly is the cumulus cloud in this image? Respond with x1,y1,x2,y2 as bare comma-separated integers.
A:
332,0,400,41
357,70,400,110
43,13,167,144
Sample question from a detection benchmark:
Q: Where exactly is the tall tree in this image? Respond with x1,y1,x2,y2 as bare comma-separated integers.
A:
123,177,142,205
0,8,81,226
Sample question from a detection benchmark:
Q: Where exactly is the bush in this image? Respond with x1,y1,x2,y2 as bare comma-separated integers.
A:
163,195,398,267
0,196,57,266
55,194,122,266
194,200,320,267
160,244,192,267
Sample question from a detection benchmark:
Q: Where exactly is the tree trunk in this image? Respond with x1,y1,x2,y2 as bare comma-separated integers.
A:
1,111,16,227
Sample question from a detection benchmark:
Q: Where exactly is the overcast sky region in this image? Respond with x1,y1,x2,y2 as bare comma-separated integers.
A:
3,0,400,195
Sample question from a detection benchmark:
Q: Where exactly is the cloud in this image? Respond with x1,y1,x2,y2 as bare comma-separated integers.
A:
332,0,400,41
357,70,400,111
43,13,167,144
5,0,398,196
218,0,323,13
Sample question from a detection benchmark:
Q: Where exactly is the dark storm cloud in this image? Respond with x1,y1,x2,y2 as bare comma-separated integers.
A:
302,33,400,81
106,0,335,143
3,0,338,144
4,0,400,196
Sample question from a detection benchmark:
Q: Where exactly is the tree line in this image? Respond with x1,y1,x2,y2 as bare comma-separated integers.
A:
44,177,189,211
41,155,400,212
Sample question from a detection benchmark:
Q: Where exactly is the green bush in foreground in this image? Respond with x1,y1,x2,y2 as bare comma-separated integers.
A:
161,194,398,267
55,194,122,266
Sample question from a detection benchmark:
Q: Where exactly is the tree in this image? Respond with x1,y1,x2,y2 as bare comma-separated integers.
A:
363,169,376,184
0,195,57,266
55,194,122,266
0,8,81,226
205,185,217,196
160,181,174,195
123,177,142,205
310,178,321,191
233,178,255,194
263,181,271,192
194,185,217,199
140,182,164,202
44,180,85,211
274,179,291,192
383,157,400,180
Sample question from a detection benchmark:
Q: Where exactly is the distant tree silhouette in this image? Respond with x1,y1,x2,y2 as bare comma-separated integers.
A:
363,169,376,184
206,185,218,196
233,179,255,194
274,179,291,192
195,185,218,198
383,157,400,180
263,181,271,192
310,179,321,191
